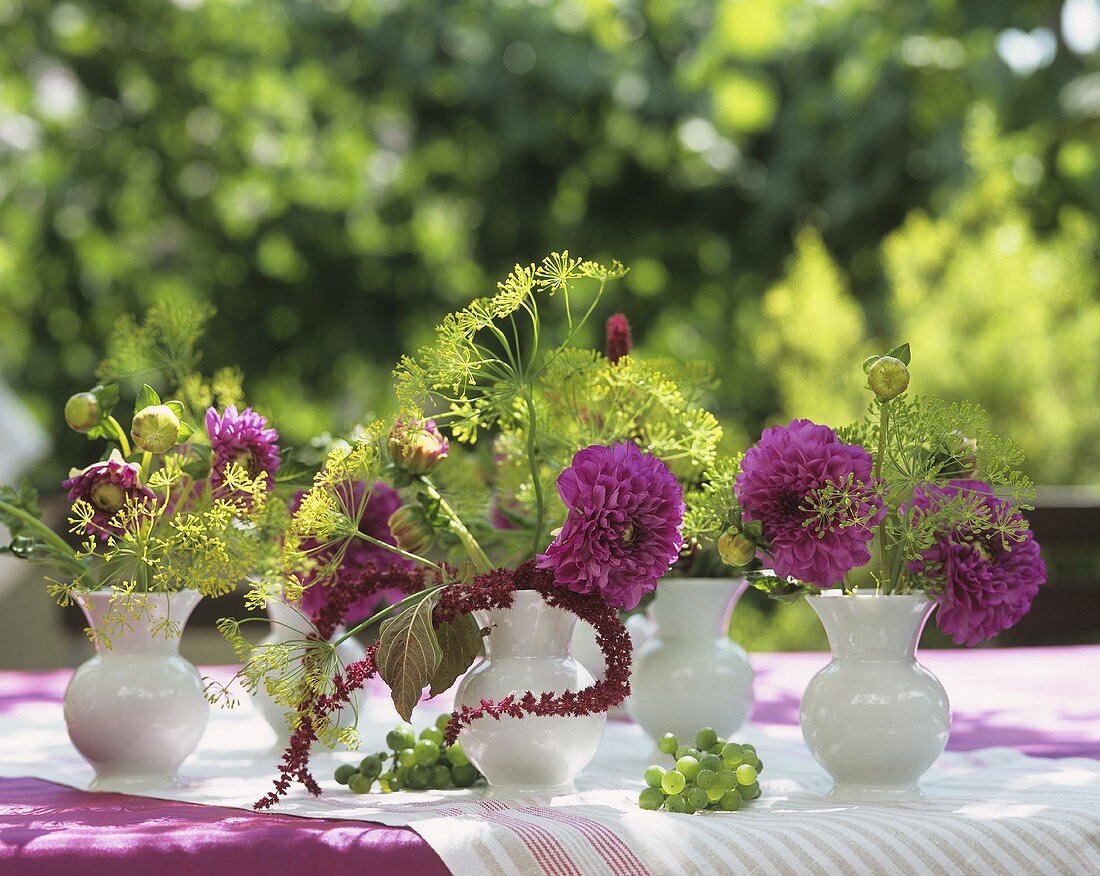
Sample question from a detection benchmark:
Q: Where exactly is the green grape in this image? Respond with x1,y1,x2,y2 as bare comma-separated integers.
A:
675,756,701,781
695,728,719,750
708,743,726,756
706,786,725,803
717,768,738,791
740,781,760,800
720,789,743,811
435,713,452,732
359,754,383,778
750,755,764,773
742,744,757,755
735,764,758,786
661,770,686,795
664,794,687,813
420,727,445,746
348,772,374,794
445,744,470,767
452,763,479,788
700,753,722,773
414,740,441,766
386,724,416,751
722,742,744,765
408,764,432,790
380,770,400,791
674,745,691,759
658,733,679,755
396,765,411,785
686,787,709,811
431,765,451,789
685,748,702,761
334,764,357,785
397,748,416,769
638,787,664,811
695,769,718,791
644,765,667,789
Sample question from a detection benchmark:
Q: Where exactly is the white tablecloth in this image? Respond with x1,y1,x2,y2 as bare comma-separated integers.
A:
1,686,1098,875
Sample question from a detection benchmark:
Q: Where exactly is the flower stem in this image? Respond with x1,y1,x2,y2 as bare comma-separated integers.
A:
107,416,132,458
875,400,890,594
350,530,442,574
420,477,492,573
331,584,445,646
523,391,546,556
0,499,82,566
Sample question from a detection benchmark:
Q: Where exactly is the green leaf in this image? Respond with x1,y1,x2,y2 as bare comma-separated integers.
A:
376,593,442,722
429,613,483,698
861,355,880,374
885,343,911,365
164,400,186,417
176,420,195,443
92,384,120,415
135,384,161,413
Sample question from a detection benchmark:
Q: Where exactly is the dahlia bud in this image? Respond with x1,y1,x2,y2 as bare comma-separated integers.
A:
867,356,910,400
388,418,449,475
388,505,434,555
717,529,756,567
131,404,181,454
64,392,103,433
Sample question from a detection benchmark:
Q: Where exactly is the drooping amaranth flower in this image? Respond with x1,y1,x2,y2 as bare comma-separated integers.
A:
63,449,155,538
908,480,1046,646
538,442,684,610
735,419,882,588
206,405,280,502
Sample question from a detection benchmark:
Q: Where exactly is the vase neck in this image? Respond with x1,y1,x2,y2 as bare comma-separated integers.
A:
808,592,936,662
76,590,202,656
650,578,747,638
473,590,576,659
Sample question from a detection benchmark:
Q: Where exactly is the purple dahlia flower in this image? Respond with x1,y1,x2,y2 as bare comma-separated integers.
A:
908,480,1046,646
537,442,684,610
205,406,280,503
735,419,882,588
297,481,411,625
63,450,155,539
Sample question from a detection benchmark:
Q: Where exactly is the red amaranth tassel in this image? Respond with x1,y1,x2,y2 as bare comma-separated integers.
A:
605,313,632,364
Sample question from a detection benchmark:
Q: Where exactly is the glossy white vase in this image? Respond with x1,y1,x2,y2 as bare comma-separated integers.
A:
65,590,209,791
251,600,368,747
571,613,653,718
455,590,605,794
630,578,754,743
801,591,950,801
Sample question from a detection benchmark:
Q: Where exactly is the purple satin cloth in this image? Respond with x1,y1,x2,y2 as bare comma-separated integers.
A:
2,646,1098,874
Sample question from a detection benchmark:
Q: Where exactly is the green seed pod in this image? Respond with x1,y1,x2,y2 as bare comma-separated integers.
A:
131,404,181,454
867,356,910,400
64,392,103,433
717,530,756,567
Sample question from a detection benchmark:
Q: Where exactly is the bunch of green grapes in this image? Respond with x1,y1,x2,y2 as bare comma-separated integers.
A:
637,727,764,814
334,715,482,793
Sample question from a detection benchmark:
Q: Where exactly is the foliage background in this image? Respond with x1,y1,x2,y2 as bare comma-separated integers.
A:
1,0,1097,654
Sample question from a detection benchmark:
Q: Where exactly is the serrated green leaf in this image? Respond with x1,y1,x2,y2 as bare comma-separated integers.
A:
429,613,482,698
376,593,442,722
135,384,161,413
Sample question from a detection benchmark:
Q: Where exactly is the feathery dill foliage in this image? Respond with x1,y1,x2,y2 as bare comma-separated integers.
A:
683,455,744,549
395,252,722,553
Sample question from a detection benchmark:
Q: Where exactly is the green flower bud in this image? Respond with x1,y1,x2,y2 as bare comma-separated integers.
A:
867,356,910,400
388,418,448,476
64,392,103,433
131,404,181,454
717,530,756,567
388,505,434,555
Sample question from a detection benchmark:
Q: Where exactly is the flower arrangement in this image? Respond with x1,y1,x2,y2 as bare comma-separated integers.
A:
692,344,1046,645
0,305,288,644
217,253,720,808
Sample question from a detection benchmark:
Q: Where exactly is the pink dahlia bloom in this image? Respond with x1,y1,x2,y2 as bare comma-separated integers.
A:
205,406,280,503
537,442,684,610
63,450,155,539
297,481,411,625
735,419,882,588
908,480,1046,646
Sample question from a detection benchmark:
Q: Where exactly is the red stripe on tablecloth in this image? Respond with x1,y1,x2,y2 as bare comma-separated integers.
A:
521,805,650,876
472,799,581,876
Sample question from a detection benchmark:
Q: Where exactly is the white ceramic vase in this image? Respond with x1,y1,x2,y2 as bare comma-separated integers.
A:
801,590,950,801
454,590,605,794
630,578,754,744
65,590,209,791
571,613,653,718
251,600,368,747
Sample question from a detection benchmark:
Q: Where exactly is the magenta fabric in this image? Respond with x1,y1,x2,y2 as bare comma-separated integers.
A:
2,646,1098,874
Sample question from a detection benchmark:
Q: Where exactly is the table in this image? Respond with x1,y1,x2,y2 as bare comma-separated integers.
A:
2,646,1098,875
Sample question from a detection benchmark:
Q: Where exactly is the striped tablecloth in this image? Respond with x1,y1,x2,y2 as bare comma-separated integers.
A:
2,659,1099,875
